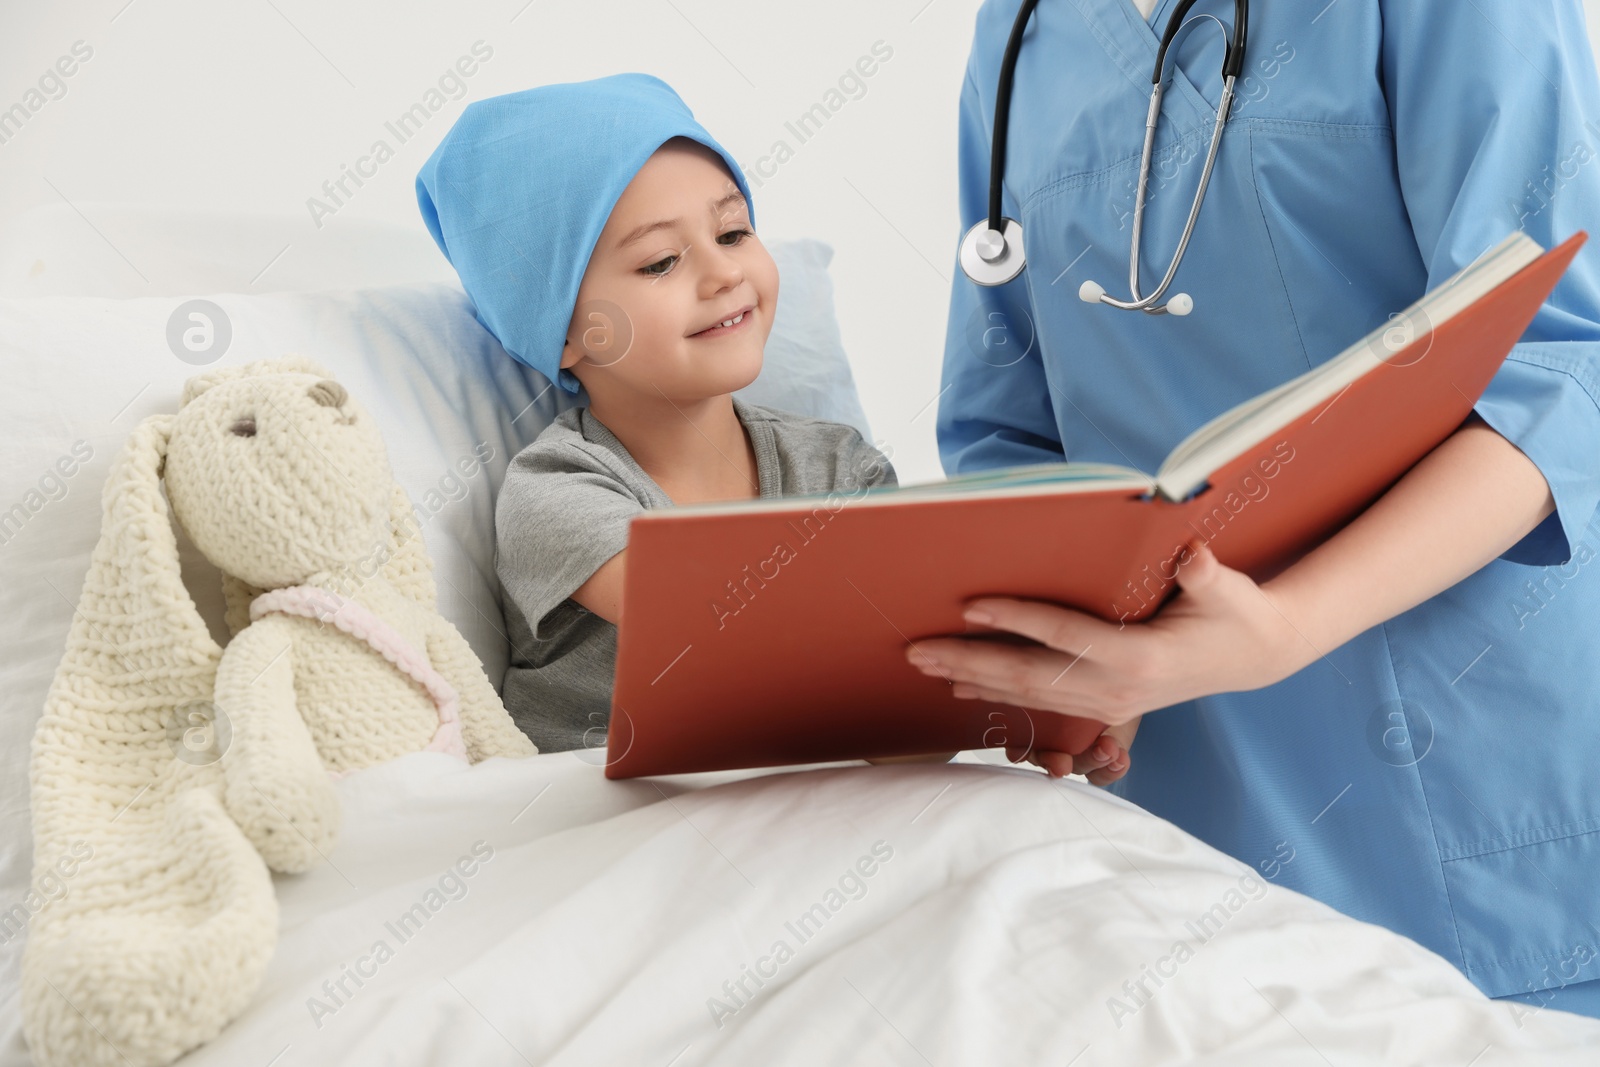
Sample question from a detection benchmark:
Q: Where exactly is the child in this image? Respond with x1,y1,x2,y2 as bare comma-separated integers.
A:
416,74,897,752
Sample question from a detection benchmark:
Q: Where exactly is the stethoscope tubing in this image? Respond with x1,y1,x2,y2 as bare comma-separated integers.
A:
962,0,1250,314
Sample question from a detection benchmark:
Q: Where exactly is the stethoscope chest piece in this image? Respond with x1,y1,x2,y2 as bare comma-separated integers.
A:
960,217,1026,287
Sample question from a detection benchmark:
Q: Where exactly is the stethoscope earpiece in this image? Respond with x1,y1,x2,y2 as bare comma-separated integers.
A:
1080,279,1194,316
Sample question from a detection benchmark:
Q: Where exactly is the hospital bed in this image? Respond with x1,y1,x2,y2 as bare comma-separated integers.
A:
1,205,1598,1066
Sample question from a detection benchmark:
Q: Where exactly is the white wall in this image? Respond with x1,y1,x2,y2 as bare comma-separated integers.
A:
0,0,981,486
2,0,1599,485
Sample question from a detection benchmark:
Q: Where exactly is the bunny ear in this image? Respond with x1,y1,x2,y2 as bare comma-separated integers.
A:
33,412,224,833
24,412,277,1067
181,353,335,407
27,409,226,1001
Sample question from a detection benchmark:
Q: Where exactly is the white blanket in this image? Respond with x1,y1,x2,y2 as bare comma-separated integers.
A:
191,754,1600,1065
9,754,1600,1066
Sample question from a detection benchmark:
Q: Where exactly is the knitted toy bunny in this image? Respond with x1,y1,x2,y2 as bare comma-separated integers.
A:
22,355,537,1067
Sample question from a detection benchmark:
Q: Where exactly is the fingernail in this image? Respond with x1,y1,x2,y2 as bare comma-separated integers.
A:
964,608,994,625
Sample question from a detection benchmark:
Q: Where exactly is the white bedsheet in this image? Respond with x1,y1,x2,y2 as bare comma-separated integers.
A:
8,754,1600,1066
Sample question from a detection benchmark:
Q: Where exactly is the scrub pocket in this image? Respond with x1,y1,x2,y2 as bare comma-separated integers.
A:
1440,822,1600,998
1495,975,1600,1022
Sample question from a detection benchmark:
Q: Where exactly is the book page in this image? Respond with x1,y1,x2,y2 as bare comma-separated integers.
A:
652,463,1158,518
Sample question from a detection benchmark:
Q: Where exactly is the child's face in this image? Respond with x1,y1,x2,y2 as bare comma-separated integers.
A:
560,138,777,403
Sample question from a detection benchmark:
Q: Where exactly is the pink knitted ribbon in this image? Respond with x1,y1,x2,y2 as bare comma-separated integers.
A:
247,585,470,775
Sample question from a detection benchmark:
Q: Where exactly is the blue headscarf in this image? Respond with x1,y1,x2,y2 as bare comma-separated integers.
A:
416,73,756,396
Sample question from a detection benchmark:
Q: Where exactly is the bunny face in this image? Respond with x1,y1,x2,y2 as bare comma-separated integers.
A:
163,370,394,590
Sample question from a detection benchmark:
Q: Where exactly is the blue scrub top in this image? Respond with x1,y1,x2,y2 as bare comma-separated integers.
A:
940,0,1600,1002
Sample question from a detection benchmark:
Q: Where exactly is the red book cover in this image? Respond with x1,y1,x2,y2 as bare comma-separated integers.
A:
603,233,1586,779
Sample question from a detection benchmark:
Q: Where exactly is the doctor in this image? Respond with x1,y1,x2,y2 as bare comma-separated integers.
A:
907,0,1600,1017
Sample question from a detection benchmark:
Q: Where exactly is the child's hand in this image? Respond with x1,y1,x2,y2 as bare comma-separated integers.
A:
1007,716,1140,786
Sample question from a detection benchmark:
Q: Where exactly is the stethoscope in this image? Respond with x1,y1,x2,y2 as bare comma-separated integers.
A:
958,0,1249,316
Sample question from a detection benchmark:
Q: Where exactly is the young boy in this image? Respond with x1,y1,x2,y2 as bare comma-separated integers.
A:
417,74,897,752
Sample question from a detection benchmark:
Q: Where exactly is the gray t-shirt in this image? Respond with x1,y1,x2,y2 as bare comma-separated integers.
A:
495,396,897,753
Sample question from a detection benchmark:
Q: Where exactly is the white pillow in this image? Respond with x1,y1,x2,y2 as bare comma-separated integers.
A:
0,236,872,1013
0,203,872,433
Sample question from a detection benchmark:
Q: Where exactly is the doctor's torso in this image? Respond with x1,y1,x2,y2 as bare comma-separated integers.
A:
950,0,1600,1002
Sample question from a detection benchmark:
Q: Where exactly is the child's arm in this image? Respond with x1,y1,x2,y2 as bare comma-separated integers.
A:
571,425,890,627
497,436,643,635
570,548,627,624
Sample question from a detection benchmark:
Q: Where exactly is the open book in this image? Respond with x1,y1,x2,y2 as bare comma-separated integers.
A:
602,231,1586,779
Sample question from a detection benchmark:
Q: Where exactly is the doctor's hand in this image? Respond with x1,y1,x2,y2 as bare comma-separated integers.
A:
903,540,1305,730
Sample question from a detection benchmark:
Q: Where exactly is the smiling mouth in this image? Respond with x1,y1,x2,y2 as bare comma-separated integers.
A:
690,305,754,338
